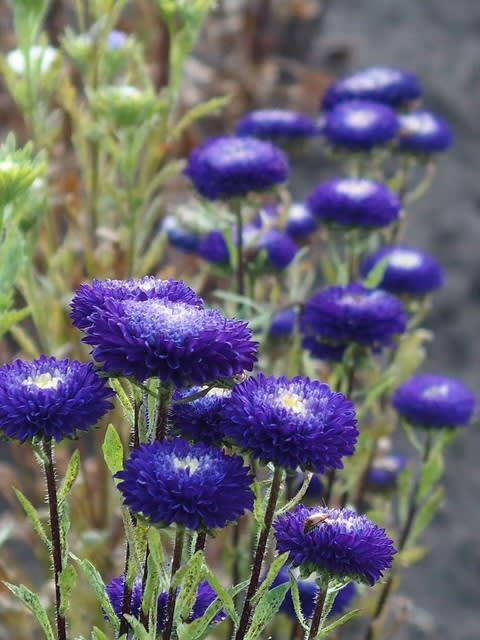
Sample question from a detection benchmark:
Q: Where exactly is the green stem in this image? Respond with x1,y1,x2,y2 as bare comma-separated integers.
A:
234,467,283,640
233,202,245,298
154,383,172,441
163,528,185,640
43,440,67,640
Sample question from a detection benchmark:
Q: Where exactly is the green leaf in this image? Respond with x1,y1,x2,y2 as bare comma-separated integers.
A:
213,290,264,313
109,379,134,424
174,551,205,623
244,582,290,640
362,256,389,288
92,628,108,640
102,423,124,477
417,450,444,501
409,486,444,546
396,545,428,567
289,571,308,630
4,582,55,640
59,564,77,616
169,95,230,140
72,556,120,631
203,565,239,628
317,608,362,637
0,305,30,338
123,615,149,640
13,487,50,548
58,449,80,506
251,552,289,607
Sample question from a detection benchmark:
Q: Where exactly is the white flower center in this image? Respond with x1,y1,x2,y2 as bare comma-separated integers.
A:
388,249,422,269
423,383,450,399
172,455,200,473
276,391,306,415
23,372,63,389
344,109,376,128
335,179,375,198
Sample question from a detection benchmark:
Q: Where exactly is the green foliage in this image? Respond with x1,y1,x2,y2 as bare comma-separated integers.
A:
4,583,55,640
102,423,125,476
243,582,290,640
13,487,51,549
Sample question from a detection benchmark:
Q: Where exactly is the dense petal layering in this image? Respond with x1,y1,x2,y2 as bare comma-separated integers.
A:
273,505,396,585
0,355,114,441
170,386,232,445
236,109,317,140
399,110,453,153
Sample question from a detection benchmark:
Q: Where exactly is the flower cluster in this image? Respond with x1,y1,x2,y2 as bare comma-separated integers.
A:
170,386,232,445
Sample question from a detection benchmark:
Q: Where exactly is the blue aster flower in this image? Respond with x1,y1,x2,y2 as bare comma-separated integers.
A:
258,229,298,269
367,453,407,488
301,283,407,348
116,438,254,530
184,136,290,200
235,109,318,141
322,100,399,150
268,308,297,339
71,276,203,331
221,374,358,472
170,386,232,445
302,337,347,363
273,504,396,586
163,216,202,254
322,66,421,110
0,356,114,442
75,294,257,385
307,177,400,228
198,230,230,264
360,245,445,295
106,574,225,631
270,567,357,621
392,374,476,429
285,202,318,239
399,110,453,153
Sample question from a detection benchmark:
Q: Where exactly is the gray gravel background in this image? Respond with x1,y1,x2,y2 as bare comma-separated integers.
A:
290,2,480,638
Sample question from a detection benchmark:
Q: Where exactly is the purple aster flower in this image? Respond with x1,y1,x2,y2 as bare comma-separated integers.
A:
163,216,201,254
307,177,400,228
71,276,203,331
302,337,346,363
184,136,289,200
106,575,224,631
392,374,476,429
0,356,114,442
273,504,396,586
322,100,399,150
360,245,445,295
270,567,357,621
367,453,407,488
170,386,232,445
221,374,358,472
285,203,318,239
116,438,254,530
322,66,421,110
75,295,257,385
199,230,230,264
268,308,297,338
259,229,298,269
235,109,317,141
301,283,407,348
399,109,453,153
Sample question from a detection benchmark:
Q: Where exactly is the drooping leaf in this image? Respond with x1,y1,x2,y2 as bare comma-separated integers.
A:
72,555,120,631
13,487,50,548
289,571,308,630
5,582,55,640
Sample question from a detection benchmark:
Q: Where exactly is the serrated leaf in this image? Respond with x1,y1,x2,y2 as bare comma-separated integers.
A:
59,564,77,615
244,583,290,640
409,486,444,546
169,96,230,140
124,615,149,640
73,556,119,631
5,582,55,640
109,379,134,424
174,551,205,622
317,608,362,637
58,449,80,506
251,552,289,607
203,565,238,627
289,571,308,630
102,423,124,477
417,451,444,501
13,487,50,548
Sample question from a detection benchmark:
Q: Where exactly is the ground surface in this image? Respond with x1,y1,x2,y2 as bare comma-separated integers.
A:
292,2,480,638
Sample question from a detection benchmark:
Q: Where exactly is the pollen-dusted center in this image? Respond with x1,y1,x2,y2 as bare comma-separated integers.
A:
171,455,201,474
276,391,306,415
23,372,63,389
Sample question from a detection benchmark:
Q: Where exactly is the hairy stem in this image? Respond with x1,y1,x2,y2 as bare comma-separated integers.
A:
234,467,283,640
44,440,67,640
307,588,327,640
163,528,185,640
